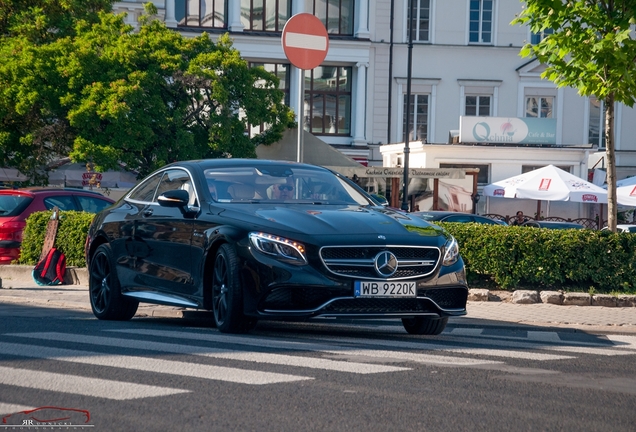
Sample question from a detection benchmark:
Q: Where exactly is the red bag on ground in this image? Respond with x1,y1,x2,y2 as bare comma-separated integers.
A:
32,247,66,286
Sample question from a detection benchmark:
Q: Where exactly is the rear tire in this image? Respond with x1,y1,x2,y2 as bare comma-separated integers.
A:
212,244,257,333
401,316,448,335
89,244,138,320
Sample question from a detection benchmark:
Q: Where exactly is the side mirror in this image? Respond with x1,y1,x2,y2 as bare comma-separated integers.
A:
158,189,190,208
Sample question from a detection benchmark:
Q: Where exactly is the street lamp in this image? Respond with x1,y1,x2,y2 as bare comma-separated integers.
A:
401,0,415,212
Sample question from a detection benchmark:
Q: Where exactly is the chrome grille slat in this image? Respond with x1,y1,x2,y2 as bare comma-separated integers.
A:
319,245,441,280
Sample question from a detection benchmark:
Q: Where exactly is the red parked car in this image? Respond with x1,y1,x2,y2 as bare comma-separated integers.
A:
0,188,115,264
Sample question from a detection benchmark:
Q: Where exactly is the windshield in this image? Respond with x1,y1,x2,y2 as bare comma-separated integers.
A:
203,166,373,205
0,194,33,216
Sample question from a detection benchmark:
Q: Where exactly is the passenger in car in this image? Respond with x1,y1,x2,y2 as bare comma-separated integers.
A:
269,178,295,200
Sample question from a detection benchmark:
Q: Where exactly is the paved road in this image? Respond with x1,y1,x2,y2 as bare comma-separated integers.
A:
1,303,636,431
2,280,636,333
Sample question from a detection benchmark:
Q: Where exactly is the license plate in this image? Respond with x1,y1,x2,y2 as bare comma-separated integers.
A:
354,281,416,298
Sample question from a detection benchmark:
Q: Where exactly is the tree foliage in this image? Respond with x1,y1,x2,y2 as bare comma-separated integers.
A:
513,0,636,231
0,3,294,180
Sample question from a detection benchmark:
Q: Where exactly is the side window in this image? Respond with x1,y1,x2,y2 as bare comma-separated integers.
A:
128,172,162,202
155,169,194,204
76,196,112,213
43,196,78,211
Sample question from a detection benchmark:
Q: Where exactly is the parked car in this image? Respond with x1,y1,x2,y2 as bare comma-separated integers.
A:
0,188,115,264
520,220,584,230
412,210,508,225
85,159,469,335
601,224,636,233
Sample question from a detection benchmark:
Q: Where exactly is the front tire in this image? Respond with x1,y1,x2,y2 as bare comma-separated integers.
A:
212,244,256,333
401,316,448,335
89,244,138,320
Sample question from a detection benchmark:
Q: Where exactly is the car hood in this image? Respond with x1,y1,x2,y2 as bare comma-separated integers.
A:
215,204,447,242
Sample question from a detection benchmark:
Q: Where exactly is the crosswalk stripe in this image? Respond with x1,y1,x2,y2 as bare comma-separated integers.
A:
8,333,409,374
527,331,561,342
0,366,187,400
0,403,35,416
0,342,311,385
605,335,636,350
108,329,501,366
321,348,501,366
449,328,484,336
310,336,573,361
438,335,636,356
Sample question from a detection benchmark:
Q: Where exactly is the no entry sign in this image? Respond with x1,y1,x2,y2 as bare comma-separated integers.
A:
282,13,329,70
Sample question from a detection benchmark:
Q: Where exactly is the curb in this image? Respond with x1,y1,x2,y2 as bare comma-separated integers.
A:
0,265,88,286
3,265,635,309
468,288,636,308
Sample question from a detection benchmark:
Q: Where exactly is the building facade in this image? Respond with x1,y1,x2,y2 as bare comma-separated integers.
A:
113,1,636,216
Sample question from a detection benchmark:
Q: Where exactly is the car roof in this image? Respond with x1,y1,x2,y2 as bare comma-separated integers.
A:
167,158,330,172
524,221,583,228
0,187,113,199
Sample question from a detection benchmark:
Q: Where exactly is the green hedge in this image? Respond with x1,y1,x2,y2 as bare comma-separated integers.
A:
19,210,96,267
439,222,636,293
17,212,636,293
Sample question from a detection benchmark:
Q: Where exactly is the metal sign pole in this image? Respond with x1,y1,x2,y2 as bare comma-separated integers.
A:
297,67,305,163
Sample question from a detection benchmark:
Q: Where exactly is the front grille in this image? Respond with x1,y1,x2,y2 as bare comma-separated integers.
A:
420,287,468,309
320,245,440,280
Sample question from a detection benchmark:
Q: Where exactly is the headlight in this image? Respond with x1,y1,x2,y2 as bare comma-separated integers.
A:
442,236,459,266
249,232,307,265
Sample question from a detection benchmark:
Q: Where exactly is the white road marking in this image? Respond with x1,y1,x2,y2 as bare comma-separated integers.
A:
285,32,327,51
605,335,636,350
439,335,636,357
0,402,35,416
0,366,187,400
0,342,310,385
107,329,501,365
312,336,573,361
10,333,408,374
527,331,561,342
449,328,484,336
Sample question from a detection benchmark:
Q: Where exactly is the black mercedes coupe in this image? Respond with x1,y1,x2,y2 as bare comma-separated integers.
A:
85,159,468,335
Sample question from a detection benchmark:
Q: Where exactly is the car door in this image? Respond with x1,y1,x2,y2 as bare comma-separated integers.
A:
135,168,197,297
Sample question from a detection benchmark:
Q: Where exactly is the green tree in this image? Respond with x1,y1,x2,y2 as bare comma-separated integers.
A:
513,1,636,231
0,3,294,180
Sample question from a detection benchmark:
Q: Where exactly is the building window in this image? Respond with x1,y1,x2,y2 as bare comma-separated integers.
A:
241,0,290,32
248,63,291,136
176,0,227,28
440,163,489,185
589,96,606,147
525,96,553,118
407,0,430,42
530,27,553,44
465,95,491,116
305,66,352,135
403,94,428,142
305,0,354,35
469,0,492,44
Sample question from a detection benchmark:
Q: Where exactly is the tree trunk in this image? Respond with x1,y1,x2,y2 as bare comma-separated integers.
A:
605,92,617,232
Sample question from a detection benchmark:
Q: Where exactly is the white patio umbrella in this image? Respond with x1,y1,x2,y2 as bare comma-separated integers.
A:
616,184,636,206
483,164,607,217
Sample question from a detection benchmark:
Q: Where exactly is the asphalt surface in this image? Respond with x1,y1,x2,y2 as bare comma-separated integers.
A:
1,268,635,334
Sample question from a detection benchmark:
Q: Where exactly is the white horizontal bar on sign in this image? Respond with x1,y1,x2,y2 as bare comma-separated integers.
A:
285,32,327,51
0,365,187,400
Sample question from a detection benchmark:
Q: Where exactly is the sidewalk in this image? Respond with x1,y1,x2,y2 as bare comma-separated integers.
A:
1,266,636,334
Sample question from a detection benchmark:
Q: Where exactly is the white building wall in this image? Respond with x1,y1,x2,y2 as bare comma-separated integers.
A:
111,0,636,182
